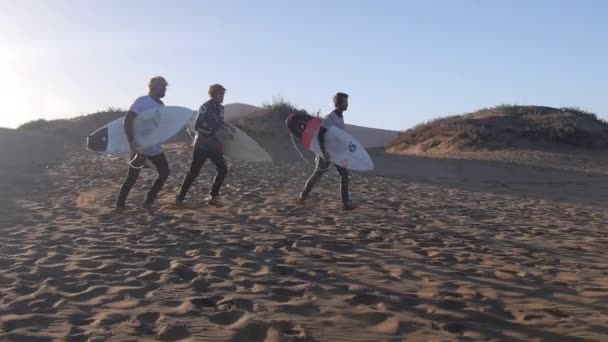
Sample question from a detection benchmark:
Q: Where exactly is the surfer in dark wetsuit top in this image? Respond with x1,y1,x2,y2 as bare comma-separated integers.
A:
286,92,355,211
116,76,170,209
176,84,228,206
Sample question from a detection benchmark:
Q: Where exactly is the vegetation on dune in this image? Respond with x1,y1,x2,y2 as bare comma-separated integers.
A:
387,105,608,153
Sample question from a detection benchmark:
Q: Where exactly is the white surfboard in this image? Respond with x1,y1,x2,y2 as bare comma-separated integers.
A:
87,106,193,155
292,116,373,171
308,125,374,171
187,116,272,162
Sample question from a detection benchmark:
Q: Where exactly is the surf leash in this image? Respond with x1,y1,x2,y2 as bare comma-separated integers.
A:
290,133,307,162
90,150,145,170
127,154,146,169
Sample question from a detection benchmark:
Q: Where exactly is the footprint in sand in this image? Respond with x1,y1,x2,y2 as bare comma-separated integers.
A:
269,287,306,303
216,297,255,312
348,312,417,335
231,320,308,342
544,308,571,319
135,269,162,282
235,278,256,290
89,312,131,330
1,314,55,333
438,299,467,311
156,321,191,341
236,259,260,271
270,264,295,276
229,320,270,342
276,302,320,316
64,327,88,341
347,293,384,306
76,191,103,209
189,276,210,293
131,311,161,335
69,313,96,327
190,296,221,309
209,310,249,327
25,293,63,314
170,261,198,282
482,299,516,320
67,285,109,302
205,265,232,278
381,264,404,279
442,321,495,340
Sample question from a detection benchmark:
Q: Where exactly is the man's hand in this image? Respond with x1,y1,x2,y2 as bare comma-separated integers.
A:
215,129,226,140
322,151,331,162
129,141,143,154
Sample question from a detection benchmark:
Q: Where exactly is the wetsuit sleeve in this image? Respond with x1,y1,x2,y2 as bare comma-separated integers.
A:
194,104,210,133
217,107,225,130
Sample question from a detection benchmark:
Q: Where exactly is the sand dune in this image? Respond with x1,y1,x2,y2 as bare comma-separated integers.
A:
224,103,266,121
0,128,64,201
342,124,397,148
0,128,64,169
1,141,607,341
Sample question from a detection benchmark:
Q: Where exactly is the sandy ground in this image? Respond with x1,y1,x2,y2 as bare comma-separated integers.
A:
386,148,608,177
1,142,607,341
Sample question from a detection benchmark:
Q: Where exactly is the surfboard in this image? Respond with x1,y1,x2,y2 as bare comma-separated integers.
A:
286,113,374,171
187,116,272,162
87,106,193,155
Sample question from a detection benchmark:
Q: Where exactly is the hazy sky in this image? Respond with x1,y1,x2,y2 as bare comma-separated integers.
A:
1,0,606,130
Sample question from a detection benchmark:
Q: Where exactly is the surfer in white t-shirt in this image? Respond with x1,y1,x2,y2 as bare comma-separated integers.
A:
116,76,171,209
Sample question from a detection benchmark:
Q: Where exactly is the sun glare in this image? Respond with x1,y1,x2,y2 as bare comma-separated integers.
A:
0,45,38,129
1,51,21,128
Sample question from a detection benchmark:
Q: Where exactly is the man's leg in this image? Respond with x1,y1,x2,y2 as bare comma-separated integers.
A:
208,153,228,199
299,156,330,202
116,154,142,207
176,148,207,202
143,153,170,206
335,165,353,209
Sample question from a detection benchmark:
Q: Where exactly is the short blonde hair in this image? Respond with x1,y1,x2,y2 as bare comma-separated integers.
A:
148,76,168,89
208,83,226,96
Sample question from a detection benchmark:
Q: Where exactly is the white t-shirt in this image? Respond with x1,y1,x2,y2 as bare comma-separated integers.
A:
129,95,164,156
321,110,345,130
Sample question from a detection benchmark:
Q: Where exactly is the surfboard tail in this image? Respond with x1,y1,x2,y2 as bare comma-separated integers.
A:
86,127,109,152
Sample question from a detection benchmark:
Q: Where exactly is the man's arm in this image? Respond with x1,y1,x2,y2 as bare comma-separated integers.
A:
319,113,338,160
124,97,144,153
318,126,328,154
217,107,225,130
124,110,137,144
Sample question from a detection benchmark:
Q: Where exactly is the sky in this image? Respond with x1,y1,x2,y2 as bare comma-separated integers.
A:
1,0,607,130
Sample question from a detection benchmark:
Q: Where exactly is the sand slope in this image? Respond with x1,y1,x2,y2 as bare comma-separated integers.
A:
0,143,607,341
0,128,64,201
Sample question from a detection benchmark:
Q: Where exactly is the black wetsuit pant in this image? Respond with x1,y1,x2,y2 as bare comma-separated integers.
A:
300,156,349,203
177,148,228,200
116,152,170,206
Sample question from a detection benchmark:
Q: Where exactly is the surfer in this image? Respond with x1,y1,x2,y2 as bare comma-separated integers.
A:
116,76,170,209
176,84,228,206
295,92,355,211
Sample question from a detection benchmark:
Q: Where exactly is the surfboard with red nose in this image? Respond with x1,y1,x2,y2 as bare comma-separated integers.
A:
286,113,374,171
